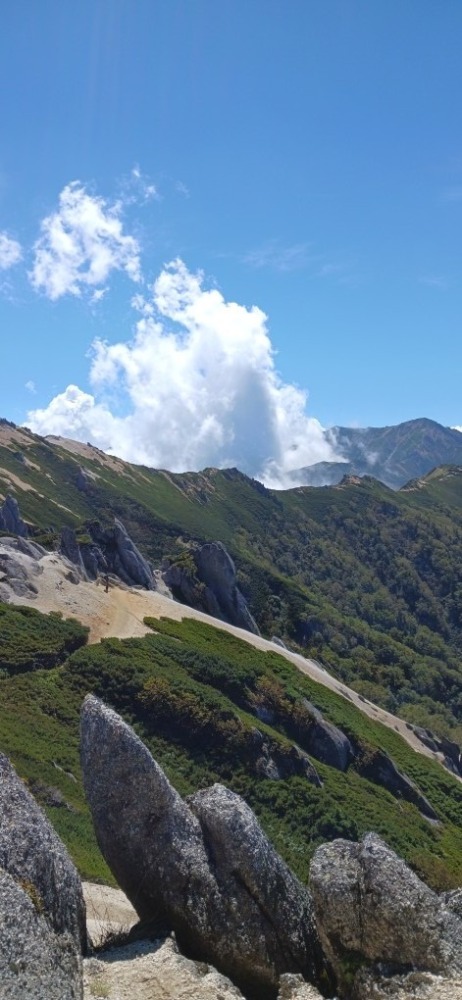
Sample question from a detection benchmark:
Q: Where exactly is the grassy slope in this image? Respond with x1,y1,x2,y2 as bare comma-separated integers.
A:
1,609,462,892
4,427,462,739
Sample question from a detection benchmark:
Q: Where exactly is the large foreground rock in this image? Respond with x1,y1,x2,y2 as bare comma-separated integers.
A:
81,695,332,998
0,753,86,952
310,833,462,995
0,868,82,999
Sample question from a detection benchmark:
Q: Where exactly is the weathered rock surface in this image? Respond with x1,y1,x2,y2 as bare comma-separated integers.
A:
60,519,154,589
112,519,154,589
188,783,328,989
278,975,325,999
0,753,86,952
412,724,462,777
252,729,322,785
354,968,462,999
442,887,462,921
0,869,83,1000
60,526,92,579
300,701,353,772
164,540,260,634
0,494,28,536
0,868,83,1000
0,535,44,598
84,936,245,1000
354,747,438,820
310,833,462,995
81,695,331,998
195,541,259,633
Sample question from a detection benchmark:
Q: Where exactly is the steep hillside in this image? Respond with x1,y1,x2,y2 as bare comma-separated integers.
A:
3,419,462,743
2,607,462,895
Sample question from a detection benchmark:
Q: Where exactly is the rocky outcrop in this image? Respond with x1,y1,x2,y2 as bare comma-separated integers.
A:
195,541,259,632
84,936,246,1000
0,494,28,536
354,746,438,820
164,541,259,634
60,526,91,578
354,967,462,999
0,535,45,599
299,701,353,772
0,868,83,1000
253,730,322,785
80,695,332,998
278,975,324,999
310,832,462,996
412,724,462,777
112,519,154,589
60,519,154,589
0,753,86,953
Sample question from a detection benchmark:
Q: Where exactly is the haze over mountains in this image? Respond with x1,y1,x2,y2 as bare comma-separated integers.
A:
299,418,462,489
21,412,462,491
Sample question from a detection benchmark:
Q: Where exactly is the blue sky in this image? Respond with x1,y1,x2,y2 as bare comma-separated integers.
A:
1,2,462,482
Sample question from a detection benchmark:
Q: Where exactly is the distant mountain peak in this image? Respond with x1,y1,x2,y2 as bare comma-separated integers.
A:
299,418,462,489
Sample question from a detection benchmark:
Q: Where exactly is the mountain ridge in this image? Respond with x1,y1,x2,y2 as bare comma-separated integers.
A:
298,417,462,488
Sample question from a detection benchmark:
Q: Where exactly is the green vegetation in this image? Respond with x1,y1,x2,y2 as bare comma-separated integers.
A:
4,428,462,745
2,607,462,892
0,603,88,675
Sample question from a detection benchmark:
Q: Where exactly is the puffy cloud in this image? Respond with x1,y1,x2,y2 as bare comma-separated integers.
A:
0,231,22,270
29,181,141,300
27,259,338,485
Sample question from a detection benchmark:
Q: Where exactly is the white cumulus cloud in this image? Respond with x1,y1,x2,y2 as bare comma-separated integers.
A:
0,231,22,270
27,259,338,485
29,181,141,300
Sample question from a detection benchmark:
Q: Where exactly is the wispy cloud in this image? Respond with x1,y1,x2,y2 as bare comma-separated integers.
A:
242,240,315,273
175,180,190,198
29,181,142,300
418,274,449,290
241,239,358,284
440,186,462,203
128,165,159,202
0,231,22,270
25,380,36,394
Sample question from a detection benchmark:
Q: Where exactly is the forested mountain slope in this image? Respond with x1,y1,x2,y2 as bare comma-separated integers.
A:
2,419,462,741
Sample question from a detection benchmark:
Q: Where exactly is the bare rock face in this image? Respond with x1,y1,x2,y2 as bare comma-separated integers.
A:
0,495,28,536
164,541,260,634
252,729,322,785
0,868,82,1000
354,747,438,820
60,519,154,589
0,753,86,954
188,783,328,990
299,701,353,772
80,695,332,999
412,724,462,778
195,541,259,633
112,519,154,589
278,975,325,999
310,833,462,995
354,968,462,999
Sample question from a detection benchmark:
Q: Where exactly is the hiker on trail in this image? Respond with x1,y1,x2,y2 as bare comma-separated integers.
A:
104,573,109,593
